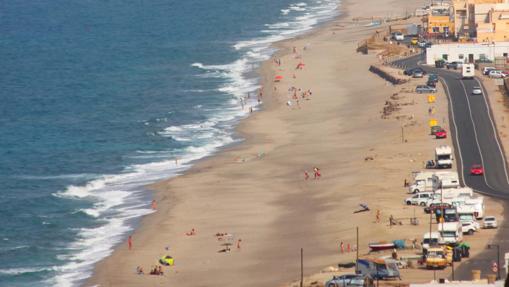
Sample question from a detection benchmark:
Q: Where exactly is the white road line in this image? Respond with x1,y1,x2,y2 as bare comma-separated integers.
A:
440,78,467,186
459,79,497,191
474,78,509,185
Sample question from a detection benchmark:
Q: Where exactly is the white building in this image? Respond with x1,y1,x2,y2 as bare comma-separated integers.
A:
425,42,509,64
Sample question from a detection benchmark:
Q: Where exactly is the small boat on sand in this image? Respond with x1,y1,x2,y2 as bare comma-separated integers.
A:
368,242,395,252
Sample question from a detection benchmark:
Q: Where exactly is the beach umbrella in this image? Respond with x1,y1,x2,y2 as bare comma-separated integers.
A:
274,75,283,81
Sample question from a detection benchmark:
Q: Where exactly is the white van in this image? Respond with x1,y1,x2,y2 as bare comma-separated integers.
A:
422,232,440,251
408,171,435,193
451,196,485,219
438,222,463,244
432,171,459,191
462,63,475,79
436,187,473,199
405,192,435,206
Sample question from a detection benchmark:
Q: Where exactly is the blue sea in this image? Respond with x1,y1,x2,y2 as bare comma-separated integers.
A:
0,0,339,286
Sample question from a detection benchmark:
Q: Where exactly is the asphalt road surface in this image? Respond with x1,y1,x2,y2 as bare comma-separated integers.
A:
391,54,509,280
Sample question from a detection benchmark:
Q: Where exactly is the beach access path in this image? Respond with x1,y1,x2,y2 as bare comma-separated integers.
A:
85,0,501,286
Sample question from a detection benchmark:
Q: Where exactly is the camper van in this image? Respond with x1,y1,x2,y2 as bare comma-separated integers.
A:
435,146,453,168
435,187,473,199
431,171,459,191
438,222,463,244
408,171,435,193
462,63,475,79
457,205,480,232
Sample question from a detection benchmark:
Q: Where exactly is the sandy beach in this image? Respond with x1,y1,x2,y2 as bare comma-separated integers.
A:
85,0,505,286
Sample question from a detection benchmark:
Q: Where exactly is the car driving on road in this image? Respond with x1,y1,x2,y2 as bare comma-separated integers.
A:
472,87,482,95
416,85,437,94
470,164,484,176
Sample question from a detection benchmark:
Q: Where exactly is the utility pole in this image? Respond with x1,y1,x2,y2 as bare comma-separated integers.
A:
356,227,359,274
300,248,303,287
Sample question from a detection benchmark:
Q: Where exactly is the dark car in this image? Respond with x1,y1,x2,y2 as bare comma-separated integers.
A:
435,59,446,68
424,203,451,214
446,61,463,70
428,73,438,82
426,80,437,87
430,125,442,135
404,67,426,76
416,85,437,94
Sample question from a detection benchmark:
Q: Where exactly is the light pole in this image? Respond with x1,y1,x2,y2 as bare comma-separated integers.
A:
487,244,501,280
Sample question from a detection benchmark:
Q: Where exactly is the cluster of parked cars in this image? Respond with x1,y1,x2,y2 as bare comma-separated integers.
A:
482,66,507,78
392,32,431,48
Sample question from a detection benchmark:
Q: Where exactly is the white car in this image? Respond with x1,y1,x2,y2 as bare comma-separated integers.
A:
483,216,498,229
394,32,405,41
405,192,434,206
489,70,507,78
461,221,477,235
472,86,482,95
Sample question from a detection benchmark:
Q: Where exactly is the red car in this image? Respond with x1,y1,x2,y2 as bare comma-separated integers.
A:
470,164,484,176
435,129,447,139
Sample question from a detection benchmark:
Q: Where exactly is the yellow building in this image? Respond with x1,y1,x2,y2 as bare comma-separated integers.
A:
427,3,455,37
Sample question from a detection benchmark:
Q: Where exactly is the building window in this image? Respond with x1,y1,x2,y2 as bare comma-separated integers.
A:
480,53,487,59
459,54,464,59
432,27,440,33
504,53,508,57
443,54,448,60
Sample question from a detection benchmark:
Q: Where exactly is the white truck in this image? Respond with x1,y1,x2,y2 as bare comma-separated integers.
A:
438,222,463,244
431,171,459,191
435,146,453,169
422,231,440,251
462,63,475,79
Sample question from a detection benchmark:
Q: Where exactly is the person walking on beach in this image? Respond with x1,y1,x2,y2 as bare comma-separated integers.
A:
304,171,309,180
237,238,242,250
313,167,321,179
128,235,133,250
376,209,381,223
340,241,344,253
151,200,157,210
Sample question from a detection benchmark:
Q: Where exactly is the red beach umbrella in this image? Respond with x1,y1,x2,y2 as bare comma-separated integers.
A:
274,75,283,82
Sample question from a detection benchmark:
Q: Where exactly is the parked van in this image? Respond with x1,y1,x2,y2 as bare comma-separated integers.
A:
435,146,453,168
451,196,485,219
408,171,435,193
422,232,440,251
432,171,459,191
436,187,473,199
438,222,463,244
405,192,435,206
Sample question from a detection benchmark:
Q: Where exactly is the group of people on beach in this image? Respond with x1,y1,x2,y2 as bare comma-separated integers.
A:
215,232,242,253
304,167,321,180
135,265,164,276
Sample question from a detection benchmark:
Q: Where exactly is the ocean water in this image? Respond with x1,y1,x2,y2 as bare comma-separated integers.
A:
0,0,339,286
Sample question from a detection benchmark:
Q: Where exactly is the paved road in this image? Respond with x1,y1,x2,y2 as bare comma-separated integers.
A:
391,54,509,280
393,55,509,198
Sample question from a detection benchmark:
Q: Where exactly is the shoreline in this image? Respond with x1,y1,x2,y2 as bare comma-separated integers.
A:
85,0,506,286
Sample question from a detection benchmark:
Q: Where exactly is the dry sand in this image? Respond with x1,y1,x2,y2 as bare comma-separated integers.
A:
85,0,504,286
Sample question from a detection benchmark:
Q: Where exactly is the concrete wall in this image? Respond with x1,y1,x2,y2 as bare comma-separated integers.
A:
425,42,509,64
